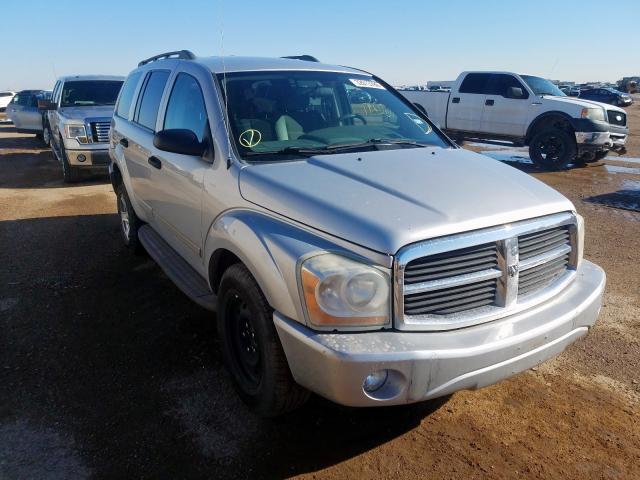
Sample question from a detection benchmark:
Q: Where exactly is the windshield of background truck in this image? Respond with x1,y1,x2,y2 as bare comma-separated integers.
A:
60,81,124,107
521,75,566,97
217,71,448,161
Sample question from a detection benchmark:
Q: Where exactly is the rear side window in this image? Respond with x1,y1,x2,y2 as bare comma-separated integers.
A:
164,73,208,142
116,71,143,120
135,70,170,131
459,73,491,94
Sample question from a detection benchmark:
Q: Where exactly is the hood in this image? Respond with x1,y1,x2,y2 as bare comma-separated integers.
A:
59,105,115,121
546,95,626,113
239,148,574,254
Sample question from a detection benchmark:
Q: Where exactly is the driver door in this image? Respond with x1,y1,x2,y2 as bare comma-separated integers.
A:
481,74,531,137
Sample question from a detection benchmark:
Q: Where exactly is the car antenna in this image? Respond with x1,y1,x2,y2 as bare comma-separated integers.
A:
218,0,232,169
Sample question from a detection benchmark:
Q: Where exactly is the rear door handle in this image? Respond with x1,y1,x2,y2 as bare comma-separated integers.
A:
452,97,460,104
485,99,494,106
148,156,162,170
119,138,129,148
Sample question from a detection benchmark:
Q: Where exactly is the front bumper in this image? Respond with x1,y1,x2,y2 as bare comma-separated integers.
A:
575,131,627,152
66,148,110,168
275,260,605,407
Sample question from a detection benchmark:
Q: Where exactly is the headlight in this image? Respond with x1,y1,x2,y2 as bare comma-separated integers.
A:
580,108,606,122
299,254,390,328
576,214,585,266
65,124,88,143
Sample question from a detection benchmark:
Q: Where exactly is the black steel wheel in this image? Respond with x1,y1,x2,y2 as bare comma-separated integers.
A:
217,263,309,416
529,128,577,170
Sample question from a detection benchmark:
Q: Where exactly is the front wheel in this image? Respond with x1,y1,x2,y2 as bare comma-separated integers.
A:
42,123,51,147
529,128,577,170
60,144,80,183
218,264,309,416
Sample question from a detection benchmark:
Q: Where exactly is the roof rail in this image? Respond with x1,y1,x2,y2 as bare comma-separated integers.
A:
138,50,196,67
281,55,320,62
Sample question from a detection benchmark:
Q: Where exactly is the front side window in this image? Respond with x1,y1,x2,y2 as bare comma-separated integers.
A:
164,73,208,142
520,75,566,97
116,71,143,120
486,74,529,98
217,71,448,161
60,80,124,107
135,71,170,130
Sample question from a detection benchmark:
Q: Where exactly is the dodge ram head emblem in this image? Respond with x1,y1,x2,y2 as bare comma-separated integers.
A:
508,264,519,277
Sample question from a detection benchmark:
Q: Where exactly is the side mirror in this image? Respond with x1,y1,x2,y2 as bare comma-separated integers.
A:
38,99,56,111
153,129,207,157
506,87,525,99
413,102,428,116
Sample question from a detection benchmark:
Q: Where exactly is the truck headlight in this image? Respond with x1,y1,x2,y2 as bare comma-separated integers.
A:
576,214,585,266
65,124,88,144
299,254,390,328
580,108,606,122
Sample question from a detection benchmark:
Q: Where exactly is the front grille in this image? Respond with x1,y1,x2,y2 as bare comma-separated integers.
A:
403,243,499,315
607,110,627,127
90,121,111,143
395,213,578,330
518,226,571,297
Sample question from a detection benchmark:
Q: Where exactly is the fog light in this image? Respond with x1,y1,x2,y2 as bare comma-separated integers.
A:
363,370,388,393
77,154,86,162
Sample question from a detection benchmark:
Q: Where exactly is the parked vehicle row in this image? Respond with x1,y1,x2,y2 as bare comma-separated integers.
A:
100,51,605,416
402,71,629,167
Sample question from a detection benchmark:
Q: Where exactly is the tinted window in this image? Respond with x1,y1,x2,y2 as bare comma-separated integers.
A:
61,81,123,107
135,71,170,130
116,71,143,119
13,94,29,106
459,73,491,94
164,73,208,142
486,74,528,98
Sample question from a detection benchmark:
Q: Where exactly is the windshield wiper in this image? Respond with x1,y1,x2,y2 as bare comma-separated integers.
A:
243,139,429,159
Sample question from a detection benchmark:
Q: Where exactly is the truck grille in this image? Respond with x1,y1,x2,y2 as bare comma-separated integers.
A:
395,213,578,330
607,110,627,127
518,226,571,297
90,121,111,143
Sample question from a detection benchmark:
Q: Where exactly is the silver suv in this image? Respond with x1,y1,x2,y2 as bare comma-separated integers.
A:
44,75,124,182
109,51,605,416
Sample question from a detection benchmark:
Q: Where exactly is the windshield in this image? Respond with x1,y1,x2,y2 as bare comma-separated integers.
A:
60,80,124,107
521,75,566,97
217,71,449,161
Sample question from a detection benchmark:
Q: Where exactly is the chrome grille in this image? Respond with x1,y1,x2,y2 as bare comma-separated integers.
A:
518,226,571,297
607,110,626,127
394,213,579,331
91,121,111,143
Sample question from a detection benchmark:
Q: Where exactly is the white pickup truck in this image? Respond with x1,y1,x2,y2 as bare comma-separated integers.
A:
401,71,629,169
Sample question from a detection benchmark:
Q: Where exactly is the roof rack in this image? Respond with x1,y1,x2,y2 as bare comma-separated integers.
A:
138,50,196,67
281,55,320,62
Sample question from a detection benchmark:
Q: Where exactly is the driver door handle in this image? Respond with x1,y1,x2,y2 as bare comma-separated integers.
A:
119,138,129,148
148,156,162,170
485,99,494,106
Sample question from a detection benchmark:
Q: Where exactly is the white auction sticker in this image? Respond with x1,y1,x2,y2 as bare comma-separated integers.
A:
349,78,385,89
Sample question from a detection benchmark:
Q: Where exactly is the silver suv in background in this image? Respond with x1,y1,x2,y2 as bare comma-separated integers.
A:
109,51,605,416
43,75,124,182
5,90,47,140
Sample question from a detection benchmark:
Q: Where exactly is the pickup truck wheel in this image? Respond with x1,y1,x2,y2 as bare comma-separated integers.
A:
529,128,576,170
116,184,143,253
218,264,310,416
60,145,80,183
593,151,609,161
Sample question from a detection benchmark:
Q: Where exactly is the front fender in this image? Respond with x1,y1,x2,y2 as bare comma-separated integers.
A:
204,210,377,325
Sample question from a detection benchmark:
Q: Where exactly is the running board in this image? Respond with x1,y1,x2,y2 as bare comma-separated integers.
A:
138,225,217,311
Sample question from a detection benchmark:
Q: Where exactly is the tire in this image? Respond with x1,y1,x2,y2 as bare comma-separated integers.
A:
42,122,51,147
217,264,310,416
116,183,143,253
592,151,608,162
60,144,80,183
529,128,577,170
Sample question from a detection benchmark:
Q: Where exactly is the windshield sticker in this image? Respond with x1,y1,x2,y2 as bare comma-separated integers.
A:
404,113,432,134
349,78,385,89
239,129,262,148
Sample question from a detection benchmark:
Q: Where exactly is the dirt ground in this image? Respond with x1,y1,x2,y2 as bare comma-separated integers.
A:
1,102,639,480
